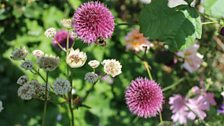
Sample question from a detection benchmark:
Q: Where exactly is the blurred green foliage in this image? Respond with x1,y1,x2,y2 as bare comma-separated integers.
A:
1,0,224,126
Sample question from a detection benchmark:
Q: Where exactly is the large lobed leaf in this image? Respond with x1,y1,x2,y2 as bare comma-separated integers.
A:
139,0,202,51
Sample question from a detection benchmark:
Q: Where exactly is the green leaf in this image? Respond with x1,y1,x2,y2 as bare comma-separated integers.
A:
203,0,224,18
139,0,202,51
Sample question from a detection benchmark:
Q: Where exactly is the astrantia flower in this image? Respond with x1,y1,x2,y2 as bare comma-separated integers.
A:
168,0,188,8
61,19,72,29
102,59,122,77
37,55,60,71
66,48,87,68
32,50,44,58
11,47,28,60
125,29,152,52
44,27,56,38
0,101,3,112
53,30,74,49
18,83,35,100
177,44,203,73
17,75,28,85
84,72,98,83
88,60,100,69
73,1,114,43
21,60,33,70
169,95,188,124
53,78,71,95
125,77,163,118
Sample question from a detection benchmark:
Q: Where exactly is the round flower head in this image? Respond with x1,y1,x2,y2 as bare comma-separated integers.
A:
73,1,114,43
66,48,87,68
125,77,163,118
44,27,56,38
32,50,44,58
102,59,122,77
61,19,72,29
17,75,28,85
21,60,33,70
37,55,60,71
18,83,35,100
53,30,74,49
11,47,28,60
84,72,98,83
88,60,100,69
53,78,71,95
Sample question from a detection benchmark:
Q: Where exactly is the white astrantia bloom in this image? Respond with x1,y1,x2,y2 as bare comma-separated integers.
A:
140,0,151,4
44,27,56,38
66,48,87,68
177,44,203,73
0,101,3,112
53,78,71,95
32,50,44,58
168,0,188,8
11,47,28,60
102,59,122,77
37,54,60,71
61,19,72,29
18,83,35,100
88,60,100,69
17,75,28,85
84,72,98,83
21,60,33,70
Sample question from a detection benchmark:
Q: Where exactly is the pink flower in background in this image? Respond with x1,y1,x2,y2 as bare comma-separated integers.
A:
73,2,114,44
177,44,203,73
125,77,163,118
169,95,188,124
53,30,74,49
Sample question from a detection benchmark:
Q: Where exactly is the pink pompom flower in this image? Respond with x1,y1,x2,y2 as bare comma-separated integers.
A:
72,1,114,44
125,77,163,118
53,30,74,49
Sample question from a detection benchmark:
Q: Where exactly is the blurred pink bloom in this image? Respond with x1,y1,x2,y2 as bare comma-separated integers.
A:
53,30,74,49
125,77,163,118
177,44,203,73
169,95,188,124
73,2,114,44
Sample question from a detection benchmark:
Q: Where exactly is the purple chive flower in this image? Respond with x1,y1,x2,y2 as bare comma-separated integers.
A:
53,30,74,49
125,77,163,118
218,104,224,114
169,95,188,124
72,1,114,44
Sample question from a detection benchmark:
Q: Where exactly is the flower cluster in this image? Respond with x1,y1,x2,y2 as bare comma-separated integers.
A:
102,59,122,77
125,77,163,118
10,47,28,60
177,44,203,73
84,72,98,83
37,55,60,71
169,86,216,124
53,78,71,95
66,48,87,68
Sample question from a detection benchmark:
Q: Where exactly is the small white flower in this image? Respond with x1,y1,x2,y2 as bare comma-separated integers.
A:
102,59,122,77
70,31,76,39
60,19,72,29
84,72,98,83
17,75,28,85
177,44,203,73
32,50,44,58
37,54,60,71
72,88,76,95
0,101,3,112
11,47,28,60
168,0,188,8
88,60,100,69
21,60,33,70
44,27,56,38
66,48,87,68
140,0,151,4
18,83,35,100
53,78,71,95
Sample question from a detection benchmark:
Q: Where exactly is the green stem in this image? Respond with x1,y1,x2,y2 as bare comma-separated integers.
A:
162,78,184,92
41,72,49,126
32,68,46,82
